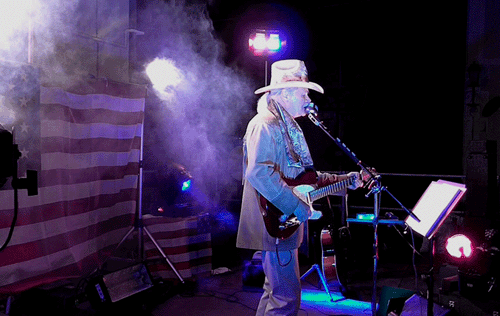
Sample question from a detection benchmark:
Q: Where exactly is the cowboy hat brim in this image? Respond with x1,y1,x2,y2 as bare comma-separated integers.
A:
254,81,324,94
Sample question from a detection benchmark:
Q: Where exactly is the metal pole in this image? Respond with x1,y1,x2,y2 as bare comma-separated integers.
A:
371,191,381,316
265,59,268,86
428,237,435,316
137,117,145,261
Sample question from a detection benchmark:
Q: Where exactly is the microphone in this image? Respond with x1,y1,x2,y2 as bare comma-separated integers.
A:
304,103,318,116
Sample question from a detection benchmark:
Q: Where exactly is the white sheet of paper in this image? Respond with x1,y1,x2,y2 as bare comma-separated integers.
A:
405,180,466,239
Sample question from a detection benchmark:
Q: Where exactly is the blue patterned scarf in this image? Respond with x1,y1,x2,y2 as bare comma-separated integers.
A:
268,99,314,168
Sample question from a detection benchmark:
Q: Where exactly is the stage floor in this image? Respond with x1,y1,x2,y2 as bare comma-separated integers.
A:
2,250,499,316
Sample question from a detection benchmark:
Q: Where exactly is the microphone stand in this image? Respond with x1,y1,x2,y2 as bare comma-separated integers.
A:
307,110,420,316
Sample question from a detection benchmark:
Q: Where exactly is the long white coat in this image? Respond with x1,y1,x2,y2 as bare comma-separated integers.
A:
236,101,333,252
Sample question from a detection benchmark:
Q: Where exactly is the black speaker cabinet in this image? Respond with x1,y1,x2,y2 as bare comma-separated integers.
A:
465,140,497,218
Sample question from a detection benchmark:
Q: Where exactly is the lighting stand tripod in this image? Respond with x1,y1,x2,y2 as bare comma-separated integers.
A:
113,118,185,284
307,110,419,315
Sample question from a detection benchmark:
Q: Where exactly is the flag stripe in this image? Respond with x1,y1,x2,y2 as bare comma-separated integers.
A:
2,200,136,246
0,251,102,295
0,229,131,290
42,120,143,139
42,150,141,170
41,103,144,125
0,188,137,228
40,163,139,187
41,136,142,154
41,86,146,111
0,213,133,266
0,174,138,213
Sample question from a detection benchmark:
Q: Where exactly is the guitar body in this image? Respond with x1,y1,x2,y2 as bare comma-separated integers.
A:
259,170,318,239
259,170,355,240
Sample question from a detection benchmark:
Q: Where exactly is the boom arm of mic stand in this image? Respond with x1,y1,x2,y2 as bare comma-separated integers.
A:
308,113,375,178
307,113,420,223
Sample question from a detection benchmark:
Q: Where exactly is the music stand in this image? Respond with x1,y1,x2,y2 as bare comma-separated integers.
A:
405,180,466,316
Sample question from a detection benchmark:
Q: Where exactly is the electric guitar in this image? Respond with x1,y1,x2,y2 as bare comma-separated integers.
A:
259,171,356,239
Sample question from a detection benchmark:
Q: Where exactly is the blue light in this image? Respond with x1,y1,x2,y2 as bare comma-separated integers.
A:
300,288,372,314
267,34,281,51
181,179,192,192
357,213,375,221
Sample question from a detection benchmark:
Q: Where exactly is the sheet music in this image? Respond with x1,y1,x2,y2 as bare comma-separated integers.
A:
405,180,466,239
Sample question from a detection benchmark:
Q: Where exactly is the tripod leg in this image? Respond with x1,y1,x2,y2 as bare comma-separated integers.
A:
114,226,135,254
143,226,185,283
300,265,316,280
313,264,335,302
301,264,336,302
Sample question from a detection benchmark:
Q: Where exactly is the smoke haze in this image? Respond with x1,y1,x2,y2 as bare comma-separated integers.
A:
137,0,256,218
0,0,257,222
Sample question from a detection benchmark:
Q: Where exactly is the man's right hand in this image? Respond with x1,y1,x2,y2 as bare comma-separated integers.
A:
294,204,311,223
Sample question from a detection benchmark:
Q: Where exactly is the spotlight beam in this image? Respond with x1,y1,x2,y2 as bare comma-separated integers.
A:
145,58,183,92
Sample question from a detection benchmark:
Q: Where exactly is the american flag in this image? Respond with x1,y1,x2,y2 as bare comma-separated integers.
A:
0,68,146,293
142,214,212,281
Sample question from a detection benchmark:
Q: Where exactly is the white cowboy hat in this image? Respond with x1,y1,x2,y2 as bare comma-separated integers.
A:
254,59,324,94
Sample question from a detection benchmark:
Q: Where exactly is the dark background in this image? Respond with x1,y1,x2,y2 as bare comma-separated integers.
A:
208,0,467,176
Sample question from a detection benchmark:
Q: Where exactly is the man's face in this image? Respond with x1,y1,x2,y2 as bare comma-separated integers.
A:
283,88,311,118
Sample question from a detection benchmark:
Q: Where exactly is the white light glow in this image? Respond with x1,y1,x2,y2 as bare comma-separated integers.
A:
251,33,267,50
446,234,473,258
267,34,281,51
0,0,35,50
249,31,283,56
145,58,184,93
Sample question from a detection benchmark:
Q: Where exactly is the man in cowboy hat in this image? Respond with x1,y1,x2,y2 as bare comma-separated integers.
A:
236,59,364,315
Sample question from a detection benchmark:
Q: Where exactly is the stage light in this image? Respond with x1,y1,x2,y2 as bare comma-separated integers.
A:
181,179,192,192
446,234,473,259
267,34,281,51
249,33,267,51
248,30,285,56
157,163,194,207
145,58,183,92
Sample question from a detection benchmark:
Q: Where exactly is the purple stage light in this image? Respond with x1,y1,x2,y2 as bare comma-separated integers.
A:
248,30,285,56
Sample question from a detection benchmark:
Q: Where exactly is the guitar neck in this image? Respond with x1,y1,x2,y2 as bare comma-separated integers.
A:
308,176,355,202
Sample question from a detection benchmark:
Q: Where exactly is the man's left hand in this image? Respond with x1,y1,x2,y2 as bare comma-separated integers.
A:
347,171,363,190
